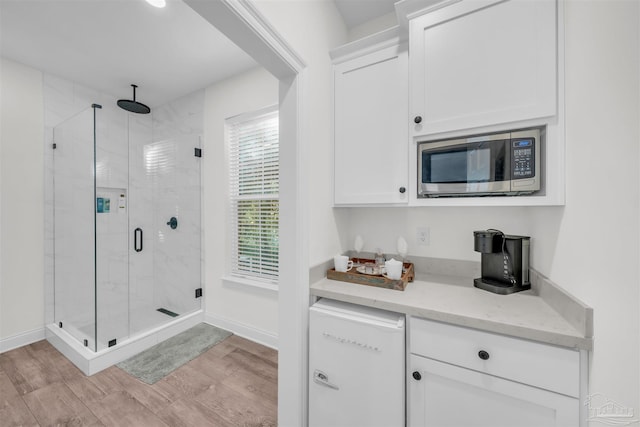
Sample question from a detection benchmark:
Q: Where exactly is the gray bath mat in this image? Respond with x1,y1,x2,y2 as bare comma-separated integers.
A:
117,323,232,384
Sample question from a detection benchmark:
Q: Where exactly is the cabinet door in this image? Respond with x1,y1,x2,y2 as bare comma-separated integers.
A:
409,355,579,427
334,44,408,205
410,0,557,137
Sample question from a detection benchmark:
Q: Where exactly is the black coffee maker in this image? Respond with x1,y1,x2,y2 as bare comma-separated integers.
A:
473,229,531,295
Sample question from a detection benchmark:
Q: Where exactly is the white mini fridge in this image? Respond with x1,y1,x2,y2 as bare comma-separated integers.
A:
309,298,405,427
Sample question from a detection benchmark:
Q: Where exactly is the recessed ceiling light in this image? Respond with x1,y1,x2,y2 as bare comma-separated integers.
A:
145,0,166,8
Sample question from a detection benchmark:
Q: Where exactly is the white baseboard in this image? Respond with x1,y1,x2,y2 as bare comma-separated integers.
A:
204,313,278,350
0,327,46,353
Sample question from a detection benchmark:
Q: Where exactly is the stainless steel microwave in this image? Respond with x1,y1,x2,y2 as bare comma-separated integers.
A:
418,127,542,198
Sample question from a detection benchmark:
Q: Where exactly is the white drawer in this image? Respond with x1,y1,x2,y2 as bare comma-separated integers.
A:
409,317,580,397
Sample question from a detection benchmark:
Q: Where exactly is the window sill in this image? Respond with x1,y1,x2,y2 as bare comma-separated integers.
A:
222,275,279,293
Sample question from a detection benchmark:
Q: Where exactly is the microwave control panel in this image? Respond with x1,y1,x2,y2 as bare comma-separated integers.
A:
511,138,535,179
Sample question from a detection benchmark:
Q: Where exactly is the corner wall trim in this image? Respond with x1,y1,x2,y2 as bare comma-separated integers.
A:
0,327,46,353
204,313,278,350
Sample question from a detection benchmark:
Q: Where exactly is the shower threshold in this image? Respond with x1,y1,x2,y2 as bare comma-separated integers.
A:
45,309,204,376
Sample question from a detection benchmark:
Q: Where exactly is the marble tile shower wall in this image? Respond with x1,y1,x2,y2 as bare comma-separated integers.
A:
149,91,203,317
124,93,203,332
44,73,204,350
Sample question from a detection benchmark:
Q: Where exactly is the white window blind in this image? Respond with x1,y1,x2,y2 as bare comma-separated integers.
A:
228,108,279,283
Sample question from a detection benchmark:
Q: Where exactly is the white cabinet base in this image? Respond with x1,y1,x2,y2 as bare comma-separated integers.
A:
409,355,579,427
408,317,585,426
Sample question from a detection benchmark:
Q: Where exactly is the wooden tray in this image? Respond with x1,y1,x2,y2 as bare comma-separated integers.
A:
327,258,414,291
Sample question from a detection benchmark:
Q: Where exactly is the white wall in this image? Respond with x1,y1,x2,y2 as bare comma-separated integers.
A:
203,67,280,342
234,4,348,424
0,58,44,345
548,0,639,412
254,0,350,267
343,0,640,414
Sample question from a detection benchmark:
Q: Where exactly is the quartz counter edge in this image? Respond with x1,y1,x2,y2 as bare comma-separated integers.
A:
310,275,593,351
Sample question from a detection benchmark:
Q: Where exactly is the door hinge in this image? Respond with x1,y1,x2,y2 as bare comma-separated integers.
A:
52,143,57,149
194,148,202,158
195,288,203,298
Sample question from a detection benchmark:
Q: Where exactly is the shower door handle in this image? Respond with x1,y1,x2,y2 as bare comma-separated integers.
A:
134,228,143,252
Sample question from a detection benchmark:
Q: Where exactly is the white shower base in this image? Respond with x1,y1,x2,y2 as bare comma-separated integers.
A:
46,309,204,376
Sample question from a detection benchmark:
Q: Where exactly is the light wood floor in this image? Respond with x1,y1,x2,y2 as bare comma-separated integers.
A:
0,335,277,426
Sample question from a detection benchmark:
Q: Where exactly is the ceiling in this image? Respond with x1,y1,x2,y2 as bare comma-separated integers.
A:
333,0,397,29
0,0,395,109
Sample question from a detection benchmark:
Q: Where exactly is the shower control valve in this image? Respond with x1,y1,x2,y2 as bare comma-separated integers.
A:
167,217,178,230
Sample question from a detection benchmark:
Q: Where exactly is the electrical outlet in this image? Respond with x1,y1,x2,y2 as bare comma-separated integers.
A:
416,227,430,246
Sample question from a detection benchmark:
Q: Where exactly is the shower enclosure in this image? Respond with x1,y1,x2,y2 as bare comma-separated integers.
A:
51,100,202,357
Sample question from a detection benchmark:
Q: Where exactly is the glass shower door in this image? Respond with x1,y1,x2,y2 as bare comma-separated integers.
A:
94,106,130,352
128,115,202,336
53,101,202,352
53,107,97,351
149,134,202,319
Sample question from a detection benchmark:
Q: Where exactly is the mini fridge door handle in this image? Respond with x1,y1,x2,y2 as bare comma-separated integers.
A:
313,370,339,390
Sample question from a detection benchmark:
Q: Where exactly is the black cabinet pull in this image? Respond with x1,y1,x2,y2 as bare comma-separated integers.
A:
478,350,490,360
399,187,406,194
414,116,422,124
134,228,143,252
412,371,422,381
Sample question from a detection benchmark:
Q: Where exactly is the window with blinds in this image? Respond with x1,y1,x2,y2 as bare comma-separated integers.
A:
227,107,279,283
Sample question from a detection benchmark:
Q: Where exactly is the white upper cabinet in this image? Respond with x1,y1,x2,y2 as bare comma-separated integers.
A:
409,0,558,137
333,41,409,205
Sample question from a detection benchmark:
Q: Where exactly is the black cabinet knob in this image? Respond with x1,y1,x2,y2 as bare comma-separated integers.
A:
399,187,406,194
478,350,490,360
414,116,422,124
412,371,422,381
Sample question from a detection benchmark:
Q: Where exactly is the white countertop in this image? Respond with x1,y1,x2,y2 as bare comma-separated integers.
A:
311,273,592,350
